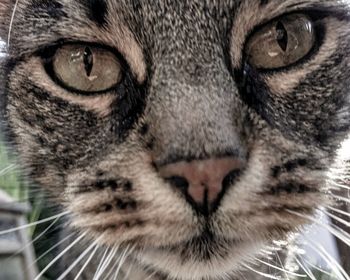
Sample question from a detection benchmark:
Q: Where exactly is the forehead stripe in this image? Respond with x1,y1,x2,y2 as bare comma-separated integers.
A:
260,0,269,6
28,0,66,20
84,0,108,27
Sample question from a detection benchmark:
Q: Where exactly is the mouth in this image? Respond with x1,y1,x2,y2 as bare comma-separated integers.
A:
136,229,263,280
164,227,241,259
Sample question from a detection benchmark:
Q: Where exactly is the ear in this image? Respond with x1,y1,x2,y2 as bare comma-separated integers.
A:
0,0,16,43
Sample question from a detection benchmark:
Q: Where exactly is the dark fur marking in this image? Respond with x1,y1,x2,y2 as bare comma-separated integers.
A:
83,0,108,27
272,158,311,178
74,178,132,194
156,149,243,168
96,171,105,177
96,180,119,190
115,199,137,210
100,204,113,212
265,182,316,195
260,0,269,6
91,220,144,232
123,181,133,192
28,0,67,19
146,139,155,150
139,123,150,136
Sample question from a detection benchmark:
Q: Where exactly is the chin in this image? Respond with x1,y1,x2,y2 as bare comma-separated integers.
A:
135,237,264,280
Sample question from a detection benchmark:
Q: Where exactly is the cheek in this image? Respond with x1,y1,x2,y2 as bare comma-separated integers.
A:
7,82,112,170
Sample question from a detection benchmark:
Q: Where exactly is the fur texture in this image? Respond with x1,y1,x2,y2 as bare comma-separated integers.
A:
1,0,350,279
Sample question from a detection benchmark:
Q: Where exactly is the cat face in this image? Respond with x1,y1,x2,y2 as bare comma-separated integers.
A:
1,0,350,279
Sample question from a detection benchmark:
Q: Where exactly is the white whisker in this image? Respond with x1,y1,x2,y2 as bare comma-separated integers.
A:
306,238,349,280
242,263,280,280
331,194,350,204
57,237,102,280
74,244,100,280
9,217,60,260
327,205,350,218
7,0,20,47
0,163,17,176
303,258,333,276
93,247,109,279
254,258,306,278
287,210,350,248
0,211,69,236
329,181,350,191
323,210,350,227
144,271,157,280
113,245,133,280
293,257,317,280
95,245,119,280
274,252,290,280
29,232,75,268
93,247,114,280
121,261,133,280
34,232,86,280
102,253,122,280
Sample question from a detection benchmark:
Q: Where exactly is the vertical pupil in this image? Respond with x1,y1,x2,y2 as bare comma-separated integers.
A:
276,21,288,52
83,47,94,77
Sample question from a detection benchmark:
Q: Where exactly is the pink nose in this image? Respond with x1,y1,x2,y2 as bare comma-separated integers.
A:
159,158,243,214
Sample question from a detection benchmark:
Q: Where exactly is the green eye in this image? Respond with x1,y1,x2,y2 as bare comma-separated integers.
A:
52,44,122,93
245,14,316,70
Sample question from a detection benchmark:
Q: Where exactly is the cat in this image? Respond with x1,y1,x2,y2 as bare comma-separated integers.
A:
1,0,350,279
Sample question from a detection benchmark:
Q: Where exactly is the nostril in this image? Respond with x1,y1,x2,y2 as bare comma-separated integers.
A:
165,176,189,191
222,169,242,190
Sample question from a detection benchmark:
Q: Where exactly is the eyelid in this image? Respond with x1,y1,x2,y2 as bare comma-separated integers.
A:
229,7,331,71
37,40,143,84
52,44,124,94
40,42,132,95
237,11,327,75
245,14,317,72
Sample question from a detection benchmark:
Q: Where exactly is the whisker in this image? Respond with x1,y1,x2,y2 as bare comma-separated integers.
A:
328,181,350,191
287,210,350,248
144,271,157,280
303,258,333,276
323,210,350,227
29,232,75,269
121,261,133,280
57,237,103,280
7,0,20,47
274,251,290,280
241,263,281,280
34,232,87,280
113,245,133,280
95,245,119,280
0,163,18,176
293,256,317,280
6,216,60,262
74,244,100,280
102,253,121,280
327,206,350,218
331,195,350,204
102,245,133,280
93,247,110,279
254,258,306,278
0,211,69,236
306,238,349,280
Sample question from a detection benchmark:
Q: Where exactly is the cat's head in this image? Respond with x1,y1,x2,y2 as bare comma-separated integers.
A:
1,0,350,279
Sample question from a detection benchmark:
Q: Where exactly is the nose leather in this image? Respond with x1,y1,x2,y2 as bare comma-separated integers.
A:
159,158,243,210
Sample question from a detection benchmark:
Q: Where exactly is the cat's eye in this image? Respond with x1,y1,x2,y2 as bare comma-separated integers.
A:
245,14,315,70
52,45,122,93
